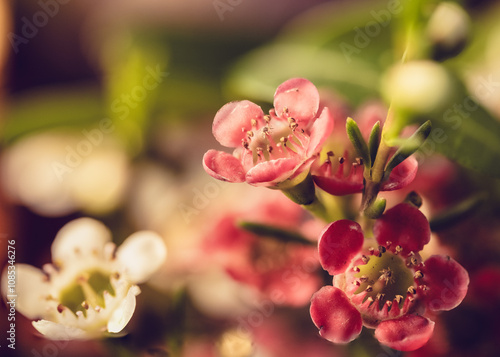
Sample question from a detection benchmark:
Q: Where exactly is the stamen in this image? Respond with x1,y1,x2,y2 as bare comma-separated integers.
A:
335,157,346,177
261,125,271,137
414,271,424,279
365,285,373,292
361,255,370,264
251,119,257,127
394,245,403,255
57,304,65,313
353,266,361,273
407,286,417,294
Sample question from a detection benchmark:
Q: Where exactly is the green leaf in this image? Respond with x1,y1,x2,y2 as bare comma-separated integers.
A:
429,193,486,231
2,86,104,144
238,221,315,246
412,72,500,178
363,198,386,219
224,1,401,106
368,121,381,165
226,43,381,107
384,120,432,175
346,117,371,168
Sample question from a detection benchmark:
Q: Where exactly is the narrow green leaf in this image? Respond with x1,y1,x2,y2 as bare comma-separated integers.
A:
368,121,381,167
363,198,386,219
238,221,315,246
430,193,486,231
384,120,432,175
403,191,423,208
346,117,371,169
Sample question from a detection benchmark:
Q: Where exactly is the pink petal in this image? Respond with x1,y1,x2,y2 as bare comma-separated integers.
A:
245,158,299,187
202,150,246,183
313,175,364,196
318,220,364,275
374,203,430,255
421,255,469,311
273,78,320,126
310,286,363,344
306,107,335,157
381,156,419,191
375,315,435,351
213,100,264,147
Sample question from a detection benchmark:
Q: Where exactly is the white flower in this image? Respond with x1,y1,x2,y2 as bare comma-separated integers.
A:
2,218,167,340
1,131,130,216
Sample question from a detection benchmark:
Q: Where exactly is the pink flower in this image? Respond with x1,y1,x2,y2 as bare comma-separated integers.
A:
311,102,418,195
310,203,469,351
203,78,334,187
202,190,323,307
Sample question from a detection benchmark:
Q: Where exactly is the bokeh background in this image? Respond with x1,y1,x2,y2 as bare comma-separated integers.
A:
1,0,500,356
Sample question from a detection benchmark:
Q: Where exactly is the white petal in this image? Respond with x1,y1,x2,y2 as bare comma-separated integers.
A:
51,218,111,264
32,320,89,340
2,264,49,319
107,285,140,333
116,231,167,284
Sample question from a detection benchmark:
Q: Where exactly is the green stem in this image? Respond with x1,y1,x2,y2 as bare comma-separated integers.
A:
302,196,330,222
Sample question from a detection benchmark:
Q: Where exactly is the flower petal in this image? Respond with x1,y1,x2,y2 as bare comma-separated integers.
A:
203,150,246,183
116,231,167,284
245,158,299,187
375,315,435,351
32,320,89,340
274,78,320,126
213,100,264,147
381,156,418,191
2,264,48,319
306,107,334,157
51,218,111,265
421,255,469,311
318,220,364,275
374,203,430,255
107,285,140,333
313,175,364,196
310,286,362,344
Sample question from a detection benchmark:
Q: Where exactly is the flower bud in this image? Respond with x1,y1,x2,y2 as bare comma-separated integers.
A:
381,60,455,115
426,2,470,61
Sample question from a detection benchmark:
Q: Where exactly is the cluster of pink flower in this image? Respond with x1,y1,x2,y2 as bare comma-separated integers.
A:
202,78,469,352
